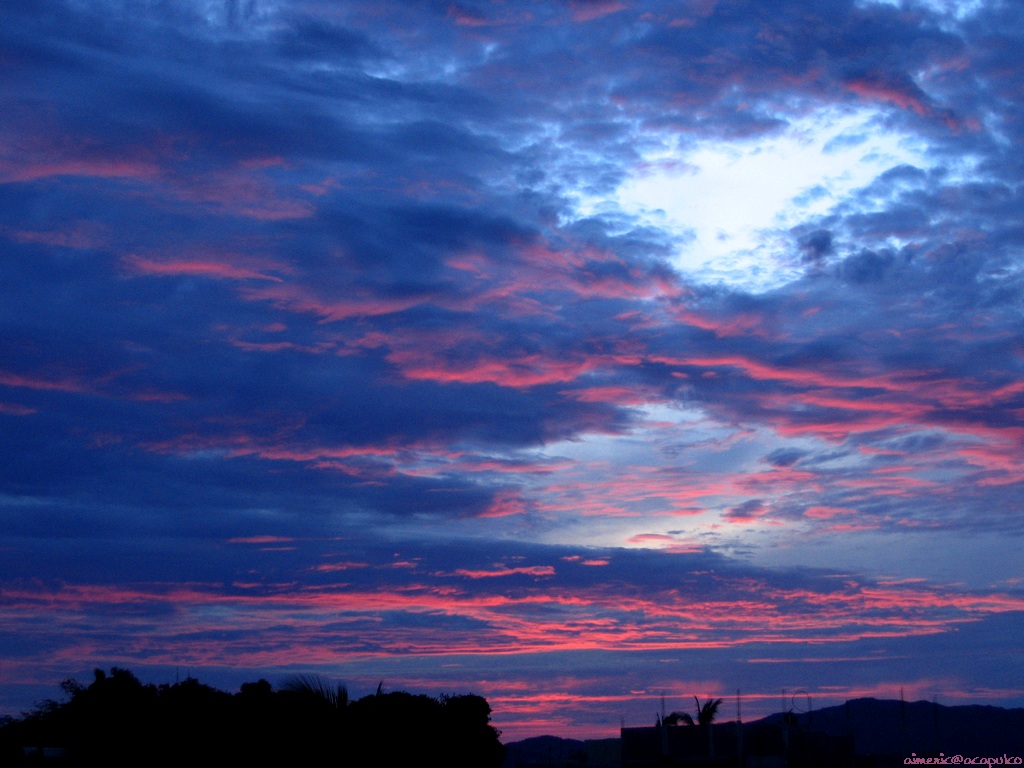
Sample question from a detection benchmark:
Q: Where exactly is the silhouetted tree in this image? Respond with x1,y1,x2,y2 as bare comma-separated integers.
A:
157,677,234,764
0,667,505,767
274,674,351,765
440,693,505,768
665,695,722,727
281,673,349,709
665,696,723,757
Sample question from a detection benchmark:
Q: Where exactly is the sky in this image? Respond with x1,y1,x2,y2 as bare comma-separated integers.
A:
1,0,1023,741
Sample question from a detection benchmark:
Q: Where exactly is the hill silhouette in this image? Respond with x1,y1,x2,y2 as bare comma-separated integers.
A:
503,735,621,768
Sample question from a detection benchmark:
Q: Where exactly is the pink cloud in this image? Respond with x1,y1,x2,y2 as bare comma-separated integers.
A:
0,158,160,184
626,533,677,545
390,351,599,387
0,364,185,406
2,222,109,250
243,283,424,322
123,253,288,282
454,566,556,579
671,308,777,339
480,489,531,518
6,572,1024,683
0,401,37,415
803,506,857,519
569,0,627,22
163,168,315,221
0,369,92,394
310,561,370,572
844,75,931,117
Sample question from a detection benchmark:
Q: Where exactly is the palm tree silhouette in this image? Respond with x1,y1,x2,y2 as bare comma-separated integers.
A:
664,696,723,756
280,674,349,709
665,695,722,727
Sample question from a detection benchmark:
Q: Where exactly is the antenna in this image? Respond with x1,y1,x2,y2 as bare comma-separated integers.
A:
792,689,811,727
736,689,743,768
901,687,908,756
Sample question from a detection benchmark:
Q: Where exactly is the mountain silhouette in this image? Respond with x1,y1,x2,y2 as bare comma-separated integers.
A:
505,697,1024,767
762,697,1024,757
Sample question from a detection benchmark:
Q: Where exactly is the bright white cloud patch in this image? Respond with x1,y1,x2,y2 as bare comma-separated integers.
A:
610,109,933,291
856,0,985,22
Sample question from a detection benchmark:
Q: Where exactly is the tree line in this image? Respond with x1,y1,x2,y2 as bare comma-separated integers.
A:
0,667,505,767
